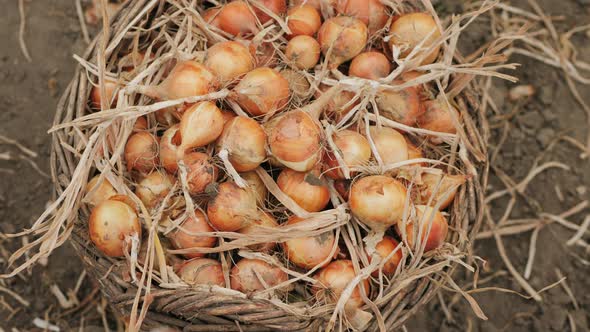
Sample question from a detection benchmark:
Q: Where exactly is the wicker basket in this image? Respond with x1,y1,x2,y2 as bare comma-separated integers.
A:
46,1,500,331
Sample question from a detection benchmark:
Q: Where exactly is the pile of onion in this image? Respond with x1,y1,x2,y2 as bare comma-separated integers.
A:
81,3,469,323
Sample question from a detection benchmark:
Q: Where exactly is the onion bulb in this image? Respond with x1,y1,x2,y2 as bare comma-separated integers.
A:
140,61,218,100
318,16,368,68
90,80,118,110
239,212,278,252
287,4,322,37
178,258,225,287
406,138,425,162
375,84,424,126
349,175,407,231
277,168,330,212
207,181,259,231
267,86,340,171
369,236,402,276
419,98,460,142
202,7,222,27
289,0,321,10
241,171,268,206
420,173,466,210
89,198,141,257
252,0,287,24
216,117,267,172
230,258,289,293
85,175,117,206
168,209,216,259
217,1,259,37
389,13,441,65
220,109,237,125
177,102,225,152
204,41,256,85
135,171,175,209
232,67,290,116
183,152,218,195
324,129,371,179
160,125,182,174
280,69,311,101
285,35,321,70
282,216,336,269
313,260,369,308
349,51,391,80
318,85,358,122
124,132,159,173
334,0,389,34
397,205,448,252
133,117,148,132
368,126,409,165
155,108,180,127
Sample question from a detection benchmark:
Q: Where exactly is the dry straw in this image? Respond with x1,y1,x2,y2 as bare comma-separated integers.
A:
4,0,521,331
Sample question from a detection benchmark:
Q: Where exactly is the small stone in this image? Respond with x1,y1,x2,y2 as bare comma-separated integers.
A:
576,186,587,195
520,110,544,128
537,128,555,147
539,84,555,105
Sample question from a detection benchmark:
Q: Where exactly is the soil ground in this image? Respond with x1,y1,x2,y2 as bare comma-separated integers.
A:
0,0,589,331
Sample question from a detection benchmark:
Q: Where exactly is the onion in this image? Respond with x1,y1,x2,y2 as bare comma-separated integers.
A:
168,209,216,259
368,126,409,165
334,0,388,34
178,258,225,287
397,205,448,252
232,67,290,116
135,171,175,209
177,102,225,152
89,198,141,257
285,35,321,70
318,16,368,68
252,0,287,23
375,84,424,126
333,179,351,201
133,117,148,132
239,212,278,252
267,86,340,171
349,175,407,231
419,98,460,142
324,129,371,179
108,194,137,210
183,152,218,195
277,168,330,212
318,85,358,122
207,181,259,231
241,171,268,206
90,80,118,110
289,0,321,10
282,216,336,269
217,1,259,37
230,258,289,293
204,41,256,85
420,173,466,210
287,4,322,37
369,236,402,276
140,61,218,100
202,7,222,27
85,175,117,206
280,69,311,101
159,125,183,174
124,132,160,173
220,109,237,125
216,117,267,172
349,51,391,80
313,260,369,308
389,12,441,65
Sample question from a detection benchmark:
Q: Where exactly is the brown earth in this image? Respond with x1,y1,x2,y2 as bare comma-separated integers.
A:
0,0,589,331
